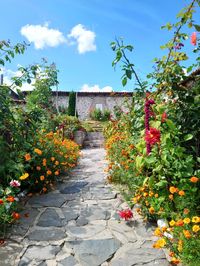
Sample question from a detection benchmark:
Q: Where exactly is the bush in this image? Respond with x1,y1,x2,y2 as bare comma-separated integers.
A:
90,108,111,121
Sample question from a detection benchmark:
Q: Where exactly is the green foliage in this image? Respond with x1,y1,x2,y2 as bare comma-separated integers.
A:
68,91,76,116
90,108,111,121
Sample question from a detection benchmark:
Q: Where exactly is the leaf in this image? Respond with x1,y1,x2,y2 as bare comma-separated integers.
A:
166,119,176,130
0,59,4,66
135,155,144,171
155,180,168,187
126,45,133,52
125,69,132,79
150,121,161,129
194,24,200,32
122,77,127,87
184,134,193,141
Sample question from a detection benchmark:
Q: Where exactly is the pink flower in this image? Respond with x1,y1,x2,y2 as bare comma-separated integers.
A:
118,209,133,221
191,32,197,46
10,180,21,187
145,128,161,145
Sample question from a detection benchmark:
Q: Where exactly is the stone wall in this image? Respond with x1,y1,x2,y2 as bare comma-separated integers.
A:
52,92,132,120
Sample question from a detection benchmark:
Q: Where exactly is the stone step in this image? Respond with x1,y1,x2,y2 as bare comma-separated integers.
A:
85,132,104,141
83,139,104,148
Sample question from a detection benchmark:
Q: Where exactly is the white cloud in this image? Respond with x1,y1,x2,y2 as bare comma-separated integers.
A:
20,23,66,49
80,84,113,92
68,24,96,54
20,23,96,53
0,68,33,91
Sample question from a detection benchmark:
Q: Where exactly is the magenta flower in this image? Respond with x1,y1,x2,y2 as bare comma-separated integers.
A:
118,209,133,221
10,180,21,187
145,128,161,145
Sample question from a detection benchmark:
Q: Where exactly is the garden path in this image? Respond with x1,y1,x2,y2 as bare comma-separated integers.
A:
0,148,169,266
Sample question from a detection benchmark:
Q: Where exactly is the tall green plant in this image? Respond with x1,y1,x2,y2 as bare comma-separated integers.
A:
68,91,76,116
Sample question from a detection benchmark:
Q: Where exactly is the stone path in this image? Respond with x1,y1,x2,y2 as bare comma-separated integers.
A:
0,148,169,266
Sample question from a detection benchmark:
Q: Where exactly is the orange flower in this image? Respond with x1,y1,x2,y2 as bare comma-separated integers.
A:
191,32,197,46
55,171,59,176
47,170,52,175
55,161,59,165
178,190,185,196
169,194,174,200
183,230,191,239
190,176,198,183
40,175,45,181
25,153,31,161
154,193,159,198
43,159,47,166
149,207,155,214
34,148,42,155
143,192,148,197
51,157,55,162
171,257,180,265
169,186,178,194
183,208,190,215
0,199,4,205
36,166,41,171
12,212,20,220
43,187,47,192
154,228,163,237
169,251,175,257
176,219,184,227
153,238,166,248
6,195,15,202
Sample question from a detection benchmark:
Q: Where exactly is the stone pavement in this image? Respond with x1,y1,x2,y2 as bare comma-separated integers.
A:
0,148,169,266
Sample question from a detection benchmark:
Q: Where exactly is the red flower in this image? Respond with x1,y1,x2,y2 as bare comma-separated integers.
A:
145,128,161,145
191,32,197,46
118,209,133,221
0,199,3,205
161,112,167,123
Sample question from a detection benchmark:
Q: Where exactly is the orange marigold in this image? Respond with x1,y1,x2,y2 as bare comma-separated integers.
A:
190,176,199,183
12,212,20,220
183,230,191,239
6,195,15,202
40,175,45,181
149,207,155,214
176,219,184,227
171,257,180,265
178,190,185,196
169,186,178,194
55,171,59,176
25,153,31,161
34,148,42,155
47,170,52,175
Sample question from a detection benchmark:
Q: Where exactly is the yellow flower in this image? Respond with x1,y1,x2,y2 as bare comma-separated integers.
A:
34,148,42,155
19,173,29,180
154,228,163,237
153,238,166,249
169,194,174,200
25,153,31,161
169,220,176,227
155,193,159,198
192,216,200,223
51,157,55,162
192,225,200,233
177,240,183,252
183,218,190,224
40,175,45,181
149,207,155,214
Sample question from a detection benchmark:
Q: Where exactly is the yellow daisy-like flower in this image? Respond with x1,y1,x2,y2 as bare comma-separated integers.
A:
169,220,176,227
183,217,190,224
192,225,200,233
192,216,200,223
19,173,29,180
154,228,163,237
153,238,166,249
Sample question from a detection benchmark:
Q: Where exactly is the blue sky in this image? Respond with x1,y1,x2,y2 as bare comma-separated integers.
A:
0,0,198,92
